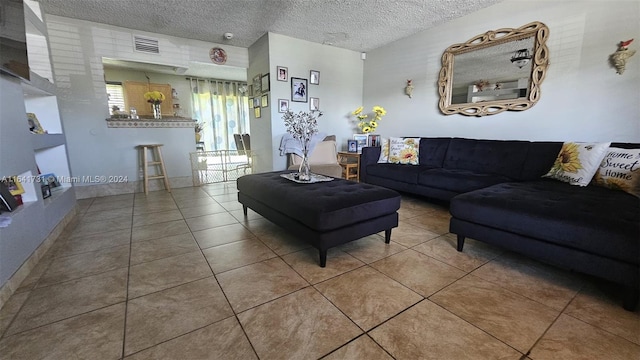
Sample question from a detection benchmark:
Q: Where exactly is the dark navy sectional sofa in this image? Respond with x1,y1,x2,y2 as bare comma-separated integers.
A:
360,138,639,310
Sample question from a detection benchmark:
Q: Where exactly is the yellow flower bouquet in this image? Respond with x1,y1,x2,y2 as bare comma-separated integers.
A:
352,105,386,133
144,91,165,105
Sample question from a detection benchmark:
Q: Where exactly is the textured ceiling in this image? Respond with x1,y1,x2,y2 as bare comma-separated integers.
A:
37,0,503,52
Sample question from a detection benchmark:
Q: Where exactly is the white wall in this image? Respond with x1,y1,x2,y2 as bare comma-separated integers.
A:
247,33,272,173
259,32,363,171
44,15,249,195
364,0,640,142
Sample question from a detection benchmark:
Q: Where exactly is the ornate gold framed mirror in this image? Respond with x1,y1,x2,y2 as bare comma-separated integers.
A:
438,21,549,116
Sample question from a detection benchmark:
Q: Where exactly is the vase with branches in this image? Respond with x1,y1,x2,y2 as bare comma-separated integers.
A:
282,110,323,181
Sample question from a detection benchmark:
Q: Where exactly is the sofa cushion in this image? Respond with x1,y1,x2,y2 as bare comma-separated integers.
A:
377,137,390,163
366,163,433,184
443,138,530,179
544,142,611,186
418,168,512,193
450,180,640,264
519,142,563,180
592,147,640,197
389,137,420,165
418,138,451,168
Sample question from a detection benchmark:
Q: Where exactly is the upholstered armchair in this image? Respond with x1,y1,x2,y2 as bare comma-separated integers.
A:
288,139,342,178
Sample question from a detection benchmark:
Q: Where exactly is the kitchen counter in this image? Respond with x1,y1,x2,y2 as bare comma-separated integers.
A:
105,117,195,128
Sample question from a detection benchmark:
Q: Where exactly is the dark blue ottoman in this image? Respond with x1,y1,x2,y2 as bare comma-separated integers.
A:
237,171,401,267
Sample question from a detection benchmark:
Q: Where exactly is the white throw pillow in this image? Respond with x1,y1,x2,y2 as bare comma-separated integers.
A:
544,142,611,186
377,138,390,163
389,137,420,165
592,147,640,197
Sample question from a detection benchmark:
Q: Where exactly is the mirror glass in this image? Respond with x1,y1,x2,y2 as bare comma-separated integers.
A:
438,22,549,116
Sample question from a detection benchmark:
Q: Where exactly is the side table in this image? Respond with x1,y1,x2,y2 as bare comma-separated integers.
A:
338,151,361,182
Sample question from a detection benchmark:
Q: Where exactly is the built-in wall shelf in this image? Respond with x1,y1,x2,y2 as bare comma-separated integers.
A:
43,186,73,208
0,0,75,300
0,200,37,221
31,133,65,150
22,72,56,95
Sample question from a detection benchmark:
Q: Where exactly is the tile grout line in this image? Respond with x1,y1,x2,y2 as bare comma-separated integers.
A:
195,199,262,360
120,200,135,359
426,297,525,356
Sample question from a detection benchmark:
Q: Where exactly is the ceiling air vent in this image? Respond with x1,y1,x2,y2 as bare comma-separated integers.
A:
133,35,160,54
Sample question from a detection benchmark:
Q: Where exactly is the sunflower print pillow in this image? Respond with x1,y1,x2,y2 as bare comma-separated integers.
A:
544,142,611,186
389,137,420,165
592,147,640,197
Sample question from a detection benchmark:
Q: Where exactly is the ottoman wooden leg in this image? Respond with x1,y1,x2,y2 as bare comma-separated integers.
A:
385,229,392,244
242,205,248,216
319,249,327,267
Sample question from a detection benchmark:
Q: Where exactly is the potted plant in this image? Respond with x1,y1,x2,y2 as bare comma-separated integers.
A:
194,121,205,142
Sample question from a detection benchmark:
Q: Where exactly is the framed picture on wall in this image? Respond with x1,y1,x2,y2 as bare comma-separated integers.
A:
252,74,262,96
278,99,289,113
252,97,260,108
261,73,270,93
310,70,320,85
309,97,319,111
277,66,288,81
291,77,307,103
261,94,268,108
254,107,261,118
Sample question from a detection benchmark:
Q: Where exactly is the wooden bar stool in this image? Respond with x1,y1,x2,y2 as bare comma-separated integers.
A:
136,144,171,194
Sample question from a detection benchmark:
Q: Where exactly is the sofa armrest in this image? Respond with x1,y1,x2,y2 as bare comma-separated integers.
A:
360,146,381,183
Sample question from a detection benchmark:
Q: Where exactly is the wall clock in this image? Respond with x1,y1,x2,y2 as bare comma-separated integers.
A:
209,47,227,65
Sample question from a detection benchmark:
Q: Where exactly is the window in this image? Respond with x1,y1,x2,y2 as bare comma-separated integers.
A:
189,79,250,150
106,82,125,115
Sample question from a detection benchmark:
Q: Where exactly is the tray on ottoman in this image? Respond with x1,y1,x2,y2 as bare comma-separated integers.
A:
237,171,401,267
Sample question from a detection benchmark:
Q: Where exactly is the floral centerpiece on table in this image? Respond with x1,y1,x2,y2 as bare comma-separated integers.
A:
144,91,165,104
282,110,323,180
144,91,165,119
352,105,386,133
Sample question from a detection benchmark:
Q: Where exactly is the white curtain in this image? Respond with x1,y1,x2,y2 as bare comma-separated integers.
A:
189,78,250,151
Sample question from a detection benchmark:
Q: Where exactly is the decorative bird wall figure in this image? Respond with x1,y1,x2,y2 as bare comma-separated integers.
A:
620,39,634,49
405,79,414,98
610,39,636,75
